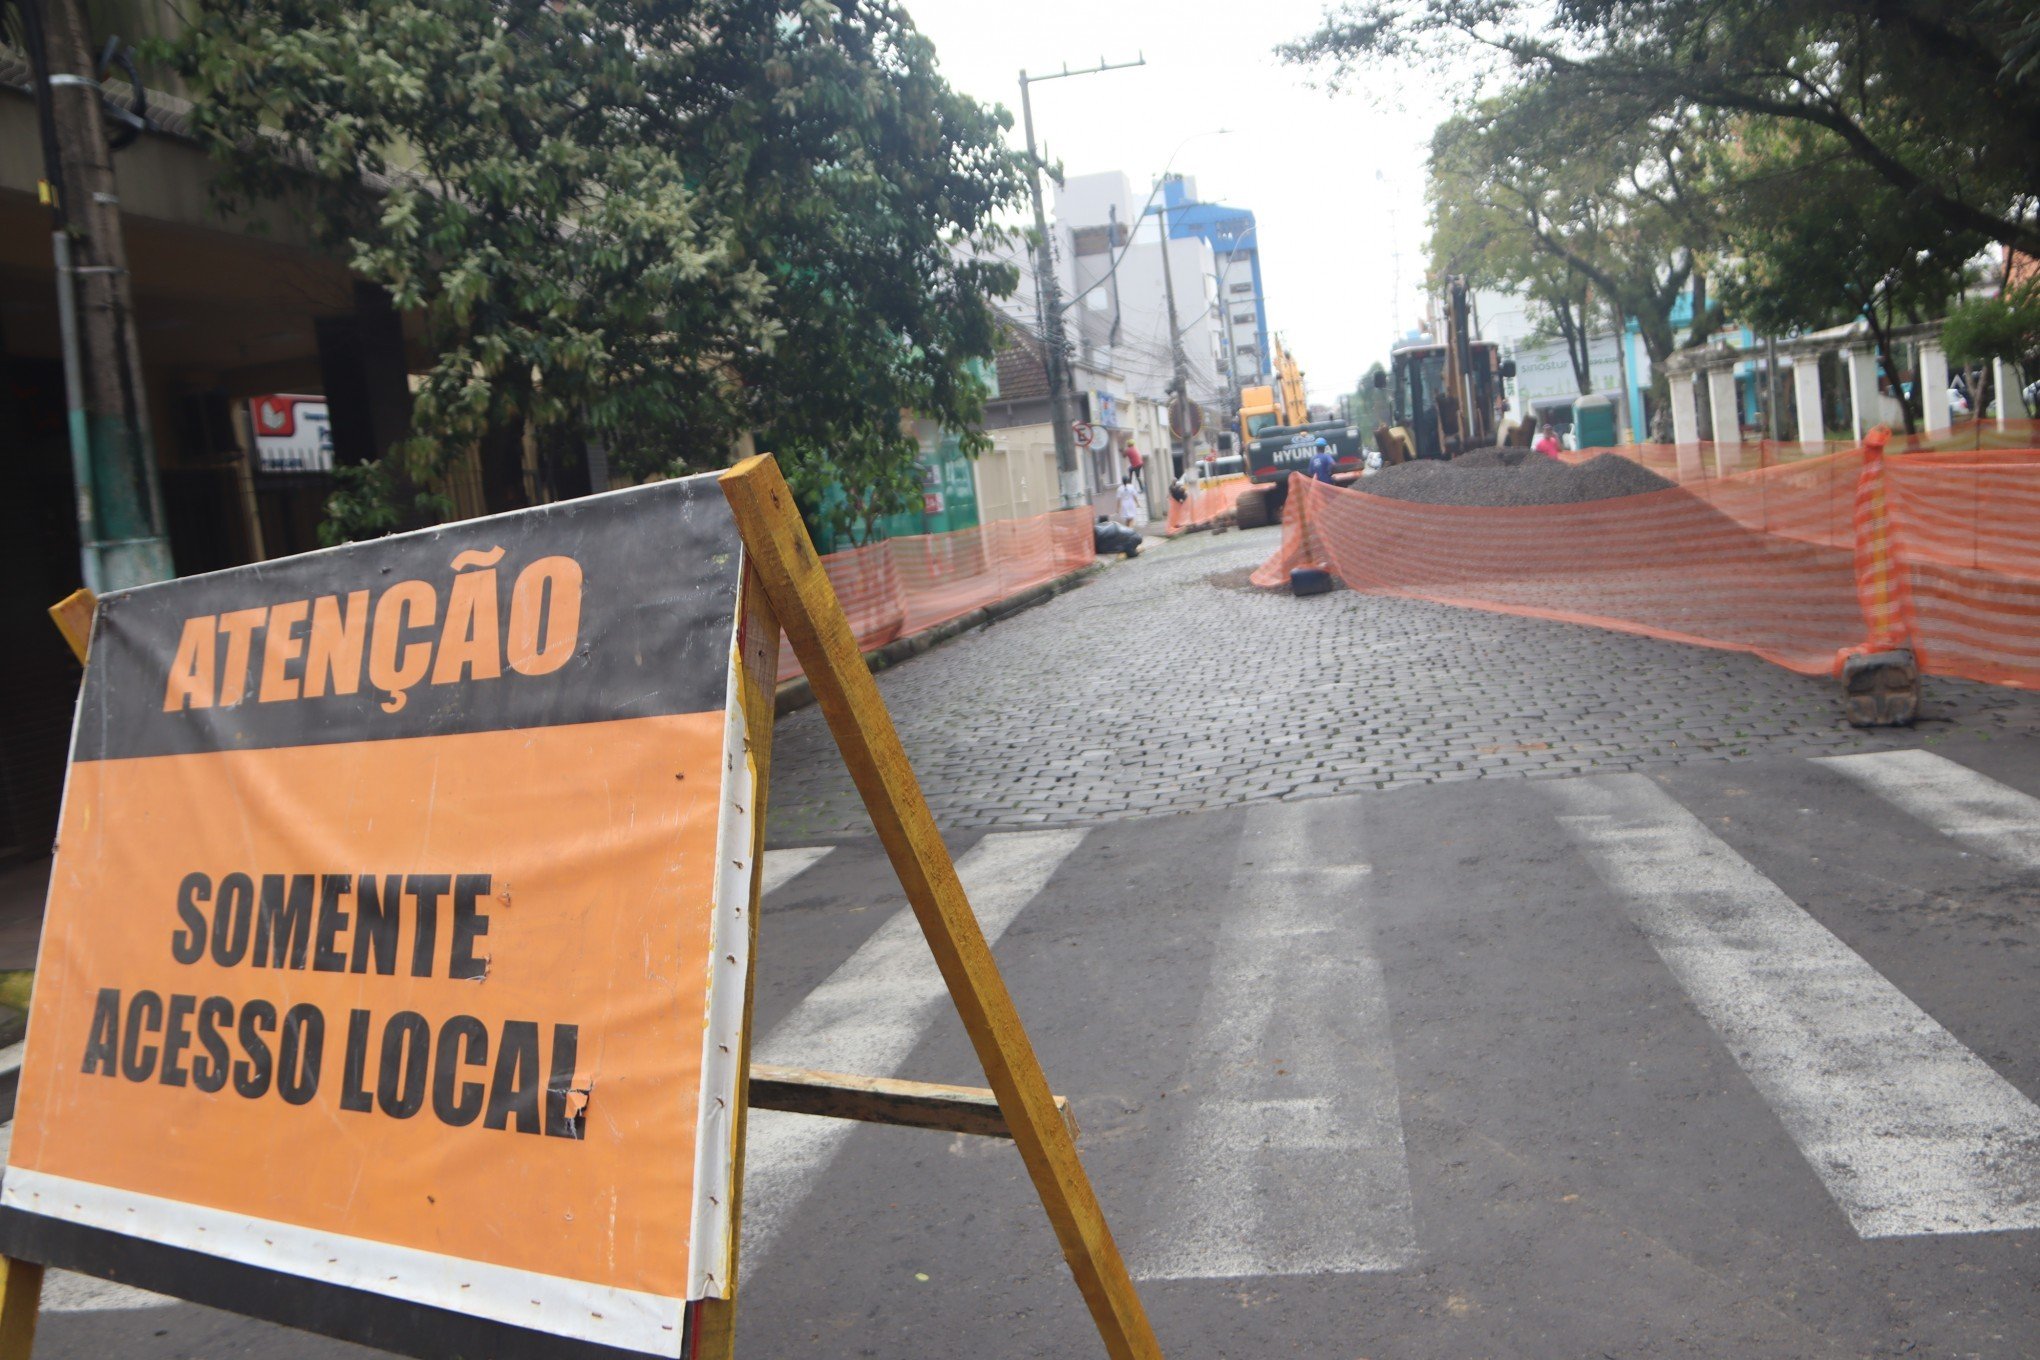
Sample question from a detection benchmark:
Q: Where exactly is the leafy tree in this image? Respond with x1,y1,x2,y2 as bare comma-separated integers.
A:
175,0,1026,542
1721,123,1985,433
1428,117,1598,394
1942,280,2040,402
1283,0,2040,259
1426,87,1727,425
1351,361,1392,428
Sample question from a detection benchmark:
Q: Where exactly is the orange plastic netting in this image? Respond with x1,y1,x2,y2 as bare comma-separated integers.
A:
1253,427,2040,690
780,506,1094,680
1166,473,1254,532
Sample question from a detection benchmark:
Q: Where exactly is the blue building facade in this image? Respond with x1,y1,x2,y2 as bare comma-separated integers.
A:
1159,177,1269,388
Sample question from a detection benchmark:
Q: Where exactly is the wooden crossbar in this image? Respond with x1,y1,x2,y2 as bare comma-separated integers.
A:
747,1063,1078,1141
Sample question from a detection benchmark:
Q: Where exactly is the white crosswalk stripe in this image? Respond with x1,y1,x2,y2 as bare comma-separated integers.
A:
1817,748,2040,870
1129,802,1418,1279
758,844,837,897
740,828,1087,1260
1548,772,2040,1239
15,761,2040,1322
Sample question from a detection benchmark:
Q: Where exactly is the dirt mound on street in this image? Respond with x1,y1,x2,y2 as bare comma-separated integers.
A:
1205,566,1264,593
1362,452,1676,508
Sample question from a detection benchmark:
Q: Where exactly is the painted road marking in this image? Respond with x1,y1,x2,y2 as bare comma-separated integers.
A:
740,828,1086,1259
1548,773,2040,1239
759,844,837,897
1131,803,1418,1279
41,1273,176,1314
1817,749,2040,870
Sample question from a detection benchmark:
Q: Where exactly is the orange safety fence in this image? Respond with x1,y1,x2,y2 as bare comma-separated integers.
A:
779,506,1095,680
1252,429,2040,690
1549,417,2040,483
1166,473,1255,532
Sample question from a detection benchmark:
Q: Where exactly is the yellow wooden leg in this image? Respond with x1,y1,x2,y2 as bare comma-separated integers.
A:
722,455,1162,1360
47,588,97,665
0,1255,45,1360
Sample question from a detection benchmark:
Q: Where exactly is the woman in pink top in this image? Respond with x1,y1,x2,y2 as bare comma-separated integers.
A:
1533,424,1563,458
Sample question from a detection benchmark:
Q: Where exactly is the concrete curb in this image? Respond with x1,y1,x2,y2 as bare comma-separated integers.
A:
774,560,1111,716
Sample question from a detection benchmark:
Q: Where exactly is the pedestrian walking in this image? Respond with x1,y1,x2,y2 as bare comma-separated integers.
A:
1118,472,1145,528
1534,423,1563,458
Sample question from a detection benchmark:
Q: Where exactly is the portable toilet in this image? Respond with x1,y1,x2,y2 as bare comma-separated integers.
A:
1572,394,1618,449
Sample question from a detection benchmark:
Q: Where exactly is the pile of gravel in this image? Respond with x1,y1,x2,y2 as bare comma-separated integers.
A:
1450,445,1530,469
1362,452,1676,508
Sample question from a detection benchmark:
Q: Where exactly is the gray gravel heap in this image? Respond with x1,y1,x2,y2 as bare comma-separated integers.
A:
1450,445,1529,468
1361,452,1677,507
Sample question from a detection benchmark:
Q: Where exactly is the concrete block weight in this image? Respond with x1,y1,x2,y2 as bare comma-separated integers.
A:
1843,649,1920,728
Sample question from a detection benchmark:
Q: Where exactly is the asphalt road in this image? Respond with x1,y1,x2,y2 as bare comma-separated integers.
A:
17,733,2040,1359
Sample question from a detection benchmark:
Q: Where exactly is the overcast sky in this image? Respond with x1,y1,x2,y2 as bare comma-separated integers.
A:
901,0,1456,403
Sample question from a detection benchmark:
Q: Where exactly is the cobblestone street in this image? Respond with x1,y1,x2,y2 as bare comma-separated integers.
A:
767,524,2040,841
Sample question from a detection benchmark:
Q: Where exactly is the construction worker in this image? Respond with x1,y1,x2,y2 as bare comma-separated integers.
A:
1308,437,1337,484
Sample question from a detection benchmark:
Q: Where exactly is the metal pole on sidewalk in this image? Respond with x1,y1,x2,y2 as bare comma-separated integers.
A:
22,0,174,593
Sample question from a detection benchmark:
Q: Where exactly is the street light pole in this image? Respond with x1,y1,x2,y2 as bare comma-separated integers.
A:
1018,55,1144,509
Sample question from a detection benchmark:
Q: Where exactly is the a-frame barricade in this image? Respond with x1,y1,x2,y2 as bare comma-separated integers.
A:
0,455,1159,1360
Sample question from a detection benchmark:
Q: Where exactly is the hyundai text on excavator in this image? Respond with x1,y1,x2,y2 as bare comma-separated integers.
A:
1232,340,1366,529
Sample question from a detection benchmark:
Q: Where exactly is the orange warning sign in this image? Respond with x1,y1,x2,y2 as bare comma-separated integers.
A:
1,476,760,1359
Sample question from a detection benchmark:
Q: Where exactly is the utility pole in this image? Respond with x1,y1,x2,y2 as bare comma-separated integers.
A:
21,0,173,593
1018,55,1144,509
1154,197,1196,470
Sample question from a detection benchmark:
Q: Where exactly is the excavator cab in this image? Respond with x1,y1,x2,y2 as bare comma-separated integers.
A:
1376,276,1518,460
1379,338,1514,460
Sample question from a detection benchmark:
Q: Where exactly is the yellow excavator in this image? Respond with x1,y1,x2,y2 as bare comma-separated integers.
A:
1233,340,1366,529
1372,276,1522,463
1236,340,1309,446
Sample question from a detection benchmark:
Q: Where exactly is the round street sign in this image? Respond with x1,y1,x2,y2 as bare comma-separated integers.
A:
1169,394,1204,441
1072,421,1094,448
